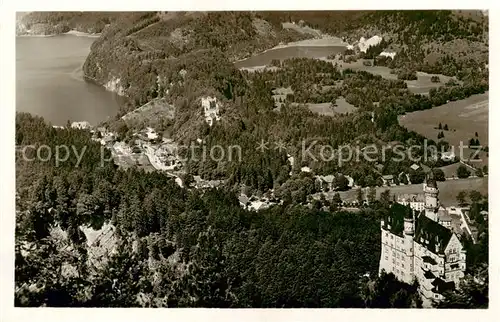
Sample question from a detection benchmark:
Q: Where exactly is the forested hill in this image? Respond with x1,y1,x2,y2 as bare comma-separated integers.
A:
80,10,487,109
81,12,313,108
18,11,487,113
78,10,488,189
14,11,489,308
15,113,487,307
15,112,419,308
16,12,124,35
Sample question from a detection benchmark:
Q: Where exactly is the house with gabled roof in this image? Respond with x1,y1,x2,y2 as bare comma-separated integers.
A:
382,174,394,186
315,175,335,191
410,163,420,171
379,175,467,308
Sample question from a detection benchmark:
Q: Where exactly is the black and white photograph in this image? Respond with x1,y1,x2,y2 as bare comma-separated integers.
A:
1,3,495,319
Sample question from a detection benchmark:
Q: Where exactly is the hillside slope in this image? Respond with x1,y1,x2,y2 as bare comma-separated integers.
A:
16,12,124,35
82,12,310,106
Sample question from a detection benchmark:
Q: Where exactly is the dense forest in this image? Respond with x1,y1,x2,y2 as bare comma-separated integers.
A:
15,113,424,307
66,11,490,191
76,10,488,110
17,12,124,35
15,10,489,308
15,113,488,307
175,57,486,188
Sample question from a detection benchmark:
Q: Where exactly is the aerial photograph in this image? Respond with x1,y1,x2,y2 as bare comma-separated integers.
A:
14,11,488,308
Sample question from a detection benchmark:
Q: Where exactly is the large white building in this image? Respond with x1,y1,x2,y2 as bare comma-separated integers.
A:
397,192,454,229
379,176,466,307
201,96,221,127
397,194,425,211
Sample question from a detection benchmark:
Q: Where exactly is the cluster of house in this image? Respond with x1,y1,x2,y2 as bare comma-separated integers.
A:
379,176,476,307
307,160,452,193
137,131,183,171
238,194,282,212
191,175,224,190
309,163,431,191
315,174,355,191
90,126,184,172
91,127,116,147
298,163,434,193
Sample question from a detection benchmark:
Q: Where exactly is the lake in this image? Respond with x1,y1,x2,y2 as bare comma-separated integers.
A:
16,35,121,126
234,45,345,68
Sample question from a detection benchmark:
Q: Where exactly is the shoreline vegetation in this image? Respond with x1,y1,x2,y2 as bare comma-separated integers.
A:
234,36,348,64
274,36,348,48
16,30,102,38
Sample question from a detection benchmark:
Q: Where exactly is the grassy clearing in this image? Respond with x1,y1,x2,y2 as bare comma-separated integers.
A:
324,177,487,206
321,57,460,94
272,87,356,115
438,162,478,179
122,98,175,124
398,92,489,167
306,98,357,116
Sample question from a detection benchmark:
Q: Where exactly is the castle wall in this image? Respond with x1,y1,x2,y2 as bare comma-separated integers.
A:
380,228,414,284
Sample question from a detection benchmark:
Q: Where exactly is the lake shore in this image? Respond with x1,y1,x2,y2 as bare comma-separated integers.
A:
17,30,101,38
17,35,120,126
64,30,102,38
273,36,348,49
234,36,347,64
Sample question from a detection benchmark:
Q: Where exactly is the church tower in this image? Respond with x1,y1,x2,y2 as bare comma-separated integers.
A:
424,173,439,222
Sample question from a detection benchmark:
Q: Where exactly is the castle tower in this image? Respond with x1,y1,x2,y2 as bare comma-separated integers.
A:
403,209,415,236
403,209,415,283
424,174,439,222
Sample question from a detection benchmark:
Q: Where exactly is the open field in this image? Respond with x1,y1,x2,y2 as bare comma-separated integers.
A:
235,45,345,69
122,98,175,124
322,177,488,206
306,98,357,116
438,162,478,179
406,72,459,94
398,92,489,167
272,87,357,115
322,57,460,94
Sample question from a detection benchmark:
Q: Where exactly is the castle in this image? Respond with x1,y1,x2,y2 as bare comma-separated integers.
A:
201,96,220,127
379,176,466,307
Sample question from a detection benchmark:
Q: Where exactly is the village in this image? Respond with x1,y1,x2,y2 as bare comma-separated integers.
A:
63,116,486,249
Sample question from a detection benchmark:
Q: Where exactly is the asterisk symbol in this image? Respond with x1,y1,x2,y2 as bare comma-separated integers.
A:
256,139,269,153
274,140,286,153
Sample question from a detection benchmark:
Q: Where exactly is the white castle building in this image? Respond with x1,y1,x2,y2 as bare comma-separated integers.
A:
379,176,466,307
201,96,221,127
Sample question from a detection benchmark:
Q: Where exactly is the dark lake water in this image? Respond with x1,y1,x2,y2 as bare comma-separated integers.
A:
234,45,345,68
16,35,121,126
